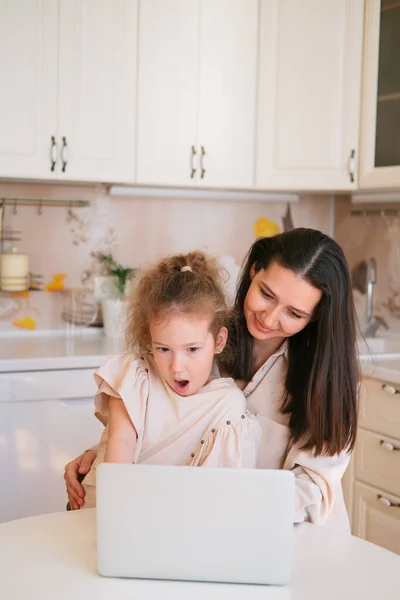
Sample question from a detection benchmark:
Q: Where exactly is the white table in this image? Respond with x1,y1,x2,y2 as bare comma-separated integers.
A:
1,509,399,600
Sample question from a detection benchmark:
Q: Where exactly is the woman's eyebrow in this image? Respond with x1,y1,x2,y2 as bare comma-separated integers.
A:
259,282,311,317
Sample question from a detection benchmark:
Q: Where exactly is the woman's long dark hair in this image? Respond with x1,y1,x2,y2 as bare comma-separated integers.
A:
222,228,359,457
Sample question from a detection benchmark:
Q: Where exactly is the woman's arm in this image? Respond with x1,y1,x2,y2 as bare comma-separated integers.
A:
104,396,138,463
284,447,351,528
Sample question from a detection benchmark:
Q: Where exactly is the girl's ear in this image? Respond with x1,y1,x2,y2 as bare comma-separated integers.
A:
215,326,228,354
250,264,256,281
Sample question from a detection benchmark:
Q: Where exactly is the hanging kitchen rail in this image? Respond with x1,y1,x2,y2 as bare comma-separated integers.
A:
0,198,89,209
350,208,399,217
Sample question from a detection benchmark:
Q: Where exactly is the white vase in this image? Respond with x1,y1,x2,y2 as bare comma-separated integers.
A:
93,275,118,301
101,298,126,339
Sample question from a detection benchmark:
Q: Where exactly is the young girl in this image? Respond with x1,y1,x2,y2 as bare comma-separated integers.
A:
80,251,261,508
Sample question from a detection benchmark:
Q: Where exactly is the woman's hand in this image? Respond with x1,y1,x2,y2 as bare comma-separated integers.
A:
64,450,96,510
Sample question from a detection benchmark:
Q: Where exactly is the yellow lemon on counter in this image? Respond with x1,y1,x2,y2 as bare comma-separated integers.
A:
12,316,37,330
254,217,280,238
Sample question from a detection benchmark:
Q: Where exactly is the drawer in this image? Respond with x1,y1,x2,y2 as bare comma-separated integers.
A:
0,368,97,402
353,481,400,555
355,428,400,497
359,377,400,439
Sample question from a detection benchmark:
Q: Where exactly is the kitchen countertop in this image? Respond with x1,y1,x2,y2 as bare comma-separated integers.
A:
360,356,400,385
0,331,122,372
1,331,400,385
359,338,400,384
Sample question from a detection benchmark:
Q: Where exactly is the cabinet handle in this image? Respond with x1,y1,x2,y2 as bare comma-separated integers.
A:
380,439,400,452
61,136,68,172
377,495,400,508
50,136,57,172
190,145,197,178
200,145,206,179
348,149,356,183
382,383,399,396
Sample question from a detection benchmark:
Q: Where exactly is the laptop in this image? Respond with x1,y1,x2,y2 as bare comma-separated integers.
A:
96,463,294,585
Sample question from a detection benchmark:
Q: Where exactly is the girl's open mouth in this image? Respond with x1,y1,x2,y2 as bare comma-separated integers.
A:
174,379,189,392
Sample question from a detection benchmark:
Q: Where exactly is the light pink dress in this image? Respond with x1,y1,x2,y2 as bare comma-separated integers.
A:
82,352,261,507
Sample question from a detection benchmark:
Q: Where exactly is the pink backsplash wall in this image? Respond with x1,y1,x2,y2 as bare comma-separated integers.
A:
0,182,332,332
1,182,399,336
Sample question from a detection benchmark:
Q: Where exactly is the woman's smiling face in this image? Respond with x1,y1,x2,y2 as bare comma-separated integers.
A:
243,260,322,342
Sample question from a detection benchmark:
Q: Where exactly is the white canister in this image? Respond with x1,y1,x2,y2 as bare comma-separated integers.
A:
101,298,126,339
0,248,30,291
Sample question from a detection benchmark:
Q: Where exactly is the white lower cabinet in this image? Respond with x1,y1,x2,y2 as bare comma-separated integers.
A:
344,376,400,555
0,368,103,523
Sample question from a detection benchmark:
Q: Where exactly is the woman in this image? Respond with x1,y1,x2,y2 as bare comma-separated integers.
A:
65,228,359,531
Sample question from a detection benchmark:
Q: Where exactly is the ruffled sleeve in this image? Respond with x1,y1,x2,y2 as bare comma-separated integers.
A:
186,410,261,468
93,352,149,442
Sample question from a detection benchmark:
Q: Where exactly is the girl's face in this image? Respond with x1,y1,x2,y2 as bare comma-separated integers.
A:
150,313,227,397
244,260,322,342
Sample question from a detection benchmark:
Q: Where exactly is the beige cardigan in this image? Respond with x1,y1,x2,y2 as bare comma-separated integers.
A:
236,342,350,531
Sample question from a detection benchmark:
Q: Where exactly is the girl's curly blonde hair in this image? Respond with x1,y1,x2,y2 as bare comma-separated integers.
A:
125,251,229,354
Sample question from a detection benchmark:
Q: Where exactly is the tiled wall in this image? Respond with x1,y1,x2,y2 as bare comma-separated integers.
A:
0,182,332,332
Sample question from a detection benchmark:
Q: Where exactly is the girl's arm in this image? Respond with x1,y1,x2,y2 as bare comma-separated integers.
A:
105,396,138,463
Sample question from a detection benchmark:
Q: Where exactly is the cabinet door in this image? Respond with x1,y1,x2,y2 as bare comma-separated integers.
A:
0,0,58,179
360,377,400,440
58,0,138,183
197,0,259,189
136,0,199,186
359,0,400,189
353,481,400,555
0,368,104,523
355,428,400,498
0,395,103,522
256,0,364,191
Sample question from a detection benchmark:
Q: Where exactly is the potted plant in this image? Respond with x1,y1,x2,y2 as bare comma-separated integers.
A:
93,252,137,338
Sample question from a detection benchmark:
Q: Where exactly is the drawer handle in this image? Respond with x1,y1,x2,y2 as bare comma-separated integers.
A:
380,440,400,452
382,383,399,395
377,495,400,508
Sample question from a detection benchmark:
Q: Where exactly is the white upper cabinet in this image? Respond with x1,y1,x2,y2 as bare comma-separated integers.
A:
136,0,199,186
0,0,138,183
137,0,258,189
0,0,58,179
58,0,138,183
197,0,258,189
359,0,400,190
1,1,370,192
256,0,364,191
